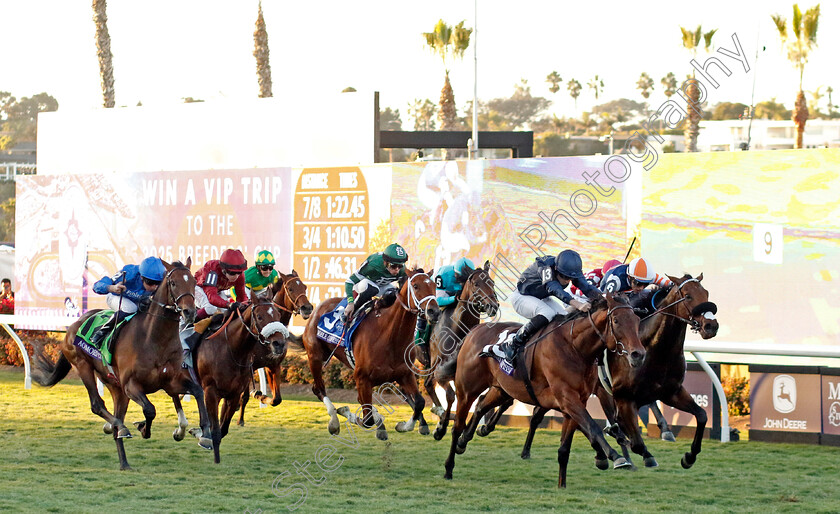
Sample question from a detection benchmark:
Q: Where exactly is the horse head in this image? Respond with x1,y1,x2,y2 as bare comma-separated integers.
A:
405,267,440,324
666,273,719,339
604,293,646,368
460,260,499,319
277,269,314,320
160,257,196,324
248,289,289,356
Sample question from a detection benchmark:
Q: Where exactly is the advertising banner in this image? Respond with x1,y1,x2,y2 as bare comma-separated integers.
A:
750,371,821,434
822,374,840,436
15,168,292,328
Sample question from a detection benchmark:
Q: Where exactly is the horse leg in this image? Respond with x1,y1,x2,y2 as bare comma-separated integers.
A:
520,405,548,459
171,395,189,441
75,362,121,437
560,399,630,470
615,400,654,468
596,389,635,468
204,387,222,464
444,387,478,480
395,375,428,435
120,379,155,440
178,376,213,451
557,416,579,488
308,355,341,435
458,387,509,453
237,387,250,427
220,396,241,439
425,373,444,417
477,397,514,438
650,402,676,441
108,383,132,471
267,369,282,406
355,378,387,441
433,382,457,440
660,387,707,469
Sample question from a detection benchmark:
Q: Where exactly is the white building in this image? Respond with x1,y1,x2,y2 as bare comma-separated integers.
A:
697,119,840,152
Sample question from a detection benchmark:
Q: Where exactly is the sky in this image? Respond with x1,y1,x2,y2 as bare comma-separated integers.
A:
2,0,839,122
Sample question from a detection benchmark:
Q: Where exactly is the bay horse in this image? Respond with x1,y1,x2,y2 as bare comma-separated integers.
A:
300,268,440,440
503,274,719,469
31,259,212,471
443,293,646,488
236,270,313,425
176,289,290,463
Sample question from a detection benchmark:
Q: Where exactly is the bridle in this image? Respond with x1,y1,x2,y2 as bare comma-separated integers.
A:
396,273,437,314
456,271,499,319
272,277,309,315
233,300,289,347
586,304,635,357
146,266,195,319
639,278,706,332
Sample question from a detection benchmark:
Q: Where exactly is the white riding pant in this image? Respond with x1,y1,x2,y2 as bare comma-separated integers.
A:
352,278,396,296
510,289,572,321
105,294,139,314
194,286,229,315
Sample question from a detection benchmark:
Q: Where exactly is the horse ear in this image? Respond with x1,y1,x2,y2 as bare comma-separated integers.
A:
605,291,615,306
185,256,192,269
697,272,703,282
161,259,171,269
484,260,491,272
428,268,434,277
667,274,679,283
292,269,299,277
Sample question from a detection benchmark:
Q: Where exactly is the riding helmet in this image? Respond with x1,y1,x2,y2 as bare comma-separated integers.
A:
139,256,166,282
383,243,408,264
627,257,655,284
554,250,584,279
453,257,475,278
255,250,275,266
220,248,248,272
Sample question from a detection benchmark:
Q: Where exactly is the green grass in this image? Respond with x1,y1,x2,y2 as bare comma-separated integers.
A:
1,367,839,513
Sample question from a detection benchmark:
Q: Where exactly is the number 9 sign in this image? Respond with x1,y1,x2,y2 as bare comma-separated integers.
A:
753,223,783,264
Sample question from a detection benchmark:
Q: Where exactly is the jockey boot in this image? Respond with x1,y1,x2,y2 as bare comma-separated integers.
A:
501,314,549,363
91,312,118,347
413,315,428,346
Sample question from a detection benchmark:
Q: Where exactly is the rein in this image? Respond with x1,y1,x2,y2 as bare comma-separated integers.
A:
586,305,634,357
639,278,701,331
395,273,436,314
146,266,194,320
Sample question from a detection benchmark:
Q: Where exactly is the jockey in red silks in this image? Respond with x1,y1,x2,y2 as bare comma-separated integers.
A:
193,248,249,321
570,258,622,297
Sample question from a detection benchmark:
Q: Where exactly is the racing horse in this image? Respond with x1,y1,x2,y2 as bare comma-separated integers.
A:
175,289,290,463
300,268,440,440
237,270,314,425
32,259,212,470
443,293,646,488
491,274,719,469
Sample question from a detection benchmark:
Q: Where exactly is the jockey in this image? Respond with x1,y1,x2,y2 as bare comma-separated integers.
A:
343,243,408,323
601,257,673,315
241,250,279,299
422,257,476,347
485,249,601,364
90,256,166,346
193,248,249,321
570,258,621,296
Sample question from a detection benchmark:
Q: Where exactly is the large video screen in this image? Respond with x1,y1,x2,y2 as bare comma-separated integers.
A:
643,149,840,347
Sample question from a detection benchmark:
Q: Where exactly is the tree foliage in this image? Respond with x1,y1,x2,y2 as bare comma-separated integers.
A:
480,80,551,130
546,71,563,94
661,72,678,98
379,107,402,131
407,99,436,130
0,92,59,150
567,79,582,108
92,0,115,108
637,72,654,99
711,102,749,120
422,19,472,131
253,1,273,98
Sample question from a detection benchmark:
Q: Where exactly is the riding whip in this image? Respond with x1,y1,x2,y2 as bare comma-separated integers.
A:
622,237,637,264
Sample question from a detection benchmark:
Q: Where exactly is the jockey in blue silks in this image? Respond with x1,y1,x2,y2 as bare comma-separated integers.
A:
433,257,476,309
90,256,166,346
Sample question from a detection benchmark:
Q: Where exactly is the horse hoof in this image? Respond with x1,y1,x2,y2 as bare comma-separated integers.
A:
433,428,445,441
613,457,632,470
419,425,430,436
395,422,409,433
117,427,132,439
477,425,490,437
376,430,388,441
430,406,444,417
103,422,114,435
188,427,203,438
661,431,676,442
681,453,695,469
336,406,350,418
521,451,531,460
173,429,185,442
595,458,609,470
237,420,245,427
120,464,133,471
328,418,340,435
644,457,659,468
455,443,467,455
444,471,453,480
198,437,213,450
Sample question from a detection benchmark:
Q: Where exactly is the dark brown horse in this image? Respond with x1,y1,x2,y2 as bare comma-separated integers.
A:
300,268,440,440
236,270,313,425
503,274,719,469
443,293,646,487
32,259,211,470
176,289,290,463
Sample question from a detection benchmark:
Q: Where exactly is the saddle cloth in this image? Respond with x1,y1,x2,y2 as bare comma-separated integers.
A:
481,328,517,377
73,310,135,365
316,298,367,366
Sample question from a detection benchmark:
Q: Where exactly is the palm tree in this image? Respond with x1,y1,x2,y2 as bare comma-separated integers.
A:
546,71,563,94
253,1,272,98
661,72,678,99
637,72,654,99
92,0,115,108
587,75,605,101
680,25,717,152
423,20,472,131
408,98,437,130
567,79,582,109
827,86,837,117
772,4,821,148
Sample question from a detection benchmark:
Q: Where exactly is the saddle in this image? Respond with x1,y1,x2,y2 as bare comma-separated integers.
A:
75,310,135,366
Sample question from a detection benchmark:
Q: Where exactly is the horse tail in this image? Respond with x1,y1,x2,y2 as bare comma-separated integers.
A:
286,332,305,351
31,347,72,387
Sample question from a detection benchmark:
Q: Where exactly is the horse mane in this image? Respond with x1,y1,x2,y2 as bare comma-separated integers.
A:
170,260,188,270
